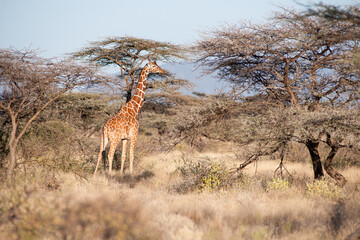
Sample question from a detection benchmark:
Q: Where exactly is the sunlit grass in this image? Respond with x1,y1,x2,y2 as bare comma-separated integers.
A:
1,151,359,240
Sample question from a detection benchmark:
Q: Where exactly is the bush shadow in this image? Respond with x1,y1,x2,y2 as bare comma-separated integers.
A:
106,170,155,188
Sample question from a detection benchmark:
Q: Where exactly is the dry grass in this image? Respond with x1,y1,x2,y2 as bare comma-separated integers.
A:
1,150,359,240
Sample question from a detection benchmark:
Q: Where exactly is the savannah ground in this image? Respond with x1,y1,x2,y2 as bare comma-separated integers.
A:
1,145,359,240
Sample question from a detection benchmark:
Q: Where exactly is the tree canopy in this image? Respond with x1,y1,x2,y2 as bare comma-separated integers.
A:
194,8,360,108
71,36,190,101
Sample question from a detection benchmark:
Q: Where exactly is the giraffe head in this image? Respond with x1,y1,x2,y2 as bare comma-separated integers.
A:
147,60,165,74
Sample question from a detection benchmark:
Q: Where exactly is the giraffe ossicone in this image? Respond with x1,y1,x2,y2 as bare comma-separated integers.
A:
94,60,165,175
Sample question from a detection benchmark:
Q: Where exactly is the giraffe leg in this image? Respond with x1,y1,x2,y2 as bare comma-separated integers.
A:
94,145,102,175
108,140,118,174
129,138,137,174
120,139,128,174
94,129,107,175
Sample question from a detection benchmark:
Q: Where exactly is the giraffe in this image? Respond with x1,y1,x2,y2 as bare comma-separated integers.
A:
94,60,165,175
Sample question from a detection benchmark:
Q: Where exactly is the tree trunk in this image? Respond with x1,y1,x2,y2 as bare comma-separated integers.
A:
284,59,297,106
324,146,346,187
7,116,18,185
7,142,17,184
305,139,324,179
324,134,347,187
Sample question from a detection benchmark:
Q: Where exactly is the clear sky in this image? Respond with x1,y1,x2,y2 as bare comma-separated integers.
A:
1,0,357,58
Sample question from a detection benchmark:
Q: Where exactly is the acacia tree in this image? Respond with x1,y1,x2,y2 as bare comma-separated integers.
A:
0,48,106,183
165,94,360,186
194,8,359,108
71,36,189,102
193,7,360,182
275,9,359,178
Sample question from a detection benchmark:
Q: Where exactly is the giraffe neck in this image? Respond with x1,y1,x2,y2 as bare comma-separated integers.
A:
128,66,149,115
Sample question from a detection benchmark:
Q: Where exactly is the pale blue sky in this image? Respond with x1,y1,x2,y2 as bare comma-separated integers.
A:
1,0,357,58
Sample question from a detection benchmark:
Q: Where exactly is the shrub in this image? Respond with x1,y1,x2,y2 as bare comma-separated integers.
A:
173,156,245,193
266,178,290,191
306,179,345,200
198,162,229,193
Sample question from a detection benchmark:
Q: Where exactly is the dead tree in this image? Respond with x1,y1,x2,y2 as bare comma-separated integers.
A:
0,48,106,184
